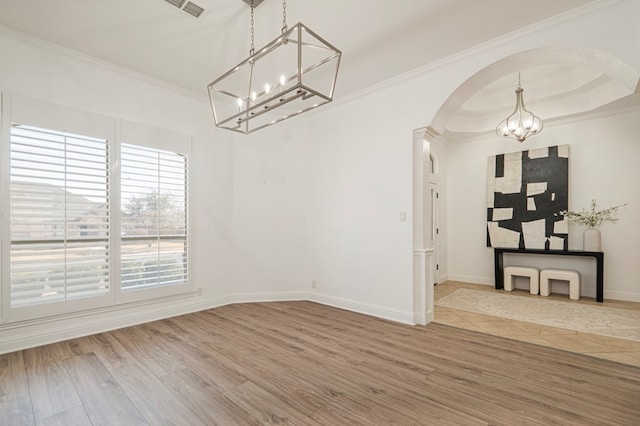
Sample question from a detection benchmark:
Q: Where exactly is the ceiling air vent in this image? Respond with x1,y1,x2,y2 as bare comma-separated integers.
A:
162,0,206,19
165,0,186,8
183,2,205,18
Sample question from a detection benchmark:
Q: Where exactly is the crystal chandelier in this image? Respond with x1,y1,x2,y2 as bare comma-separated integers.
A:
496,72,543,142
207,0,342,134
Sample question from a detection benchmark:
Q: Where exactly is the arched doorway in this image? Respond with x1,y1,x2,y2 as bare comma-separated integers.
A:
412,46,640,325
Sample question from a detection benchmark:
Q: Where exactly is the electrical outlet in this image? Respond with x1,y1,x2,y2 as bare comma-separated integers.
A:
312,280,317,288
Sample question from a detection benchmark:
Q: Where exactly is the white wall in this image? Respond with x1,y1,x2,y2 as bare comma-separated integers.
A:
1,0,639,354
0,27,235,299
228,121,312,301
0,22,316,352
0,26,240,351
305,83,430,323
303,0,640,320
447,108,640,301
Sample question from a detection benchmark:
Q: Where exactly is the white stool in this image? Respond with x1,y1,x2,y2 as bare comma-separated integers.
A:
504,266,540,295
540,269,581,300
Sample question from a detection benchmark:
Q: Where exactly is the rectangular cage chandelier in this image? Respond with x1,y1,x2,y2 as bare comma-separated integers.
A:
207,0,341,134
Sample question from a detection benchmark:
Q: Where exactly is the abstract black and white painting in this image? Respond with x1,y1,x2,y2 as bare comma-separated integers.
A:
487,145,569,250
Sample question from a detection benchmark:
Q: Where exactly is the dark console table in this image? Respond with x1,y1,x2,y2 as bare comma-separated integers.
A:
494,248,604,302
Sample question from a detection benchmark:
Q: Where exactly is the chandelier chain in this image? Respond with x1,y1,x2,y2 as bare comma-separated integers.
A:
249,0,255,55
282,0,287,33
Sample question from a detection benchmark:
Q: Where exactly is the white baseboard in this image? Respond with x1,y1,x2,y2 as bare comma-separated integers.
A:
16,281,639,355
0,296,232,354
447,274,494,285
605,290,640,303
443,276,640,303
0,290,349,355
0,293,234,355
230,291,309,304
413,308,435,325
308,292,414,325
4,271,639,355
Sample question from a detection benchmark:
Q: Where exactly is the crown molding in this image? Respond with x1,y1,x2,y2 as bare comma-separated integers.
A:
329,0,624,110
0,24,210,104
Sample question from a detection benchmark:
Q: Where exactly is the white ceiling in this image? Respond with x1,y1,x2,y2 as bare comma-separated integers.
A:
445,65,632,139
2,0,632,139
0,0,599,98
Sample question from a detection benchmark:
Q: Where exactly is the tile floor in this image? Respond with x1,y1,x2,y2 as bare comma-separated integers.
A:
434,281,640,367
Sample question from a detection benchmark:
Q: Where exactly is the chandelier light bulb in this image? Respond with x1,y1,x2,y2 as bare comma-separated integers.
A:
236,98,243,122
237,98,244,122
279,75,286,101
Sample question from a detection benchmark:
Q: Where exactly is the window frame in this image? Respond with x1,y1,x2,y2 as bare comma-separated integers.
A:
0,93,193,324
116,120,191,304
8,124,112,321
118,141,191,301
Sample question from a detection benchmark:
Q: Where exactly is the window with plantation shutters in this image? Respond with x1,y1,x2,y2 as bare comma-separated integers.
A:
2,96,192,323
120,144,188,291
9,125,110,308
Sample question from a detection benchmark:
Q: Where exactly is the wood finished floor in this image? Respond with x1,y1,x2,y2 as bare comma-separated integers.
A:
2,301,640,425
